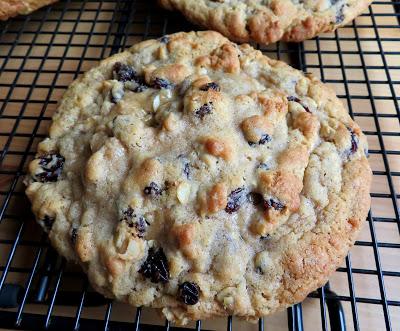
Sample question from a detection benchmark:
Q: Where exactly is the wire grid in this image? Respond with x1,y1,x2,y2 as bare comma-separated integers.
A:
0,0,399,330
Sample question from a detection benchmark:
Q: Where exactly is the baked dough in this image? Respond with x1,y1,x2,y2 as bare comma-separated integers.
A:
0,0,57,20
159,0,372,44
25,31,371,324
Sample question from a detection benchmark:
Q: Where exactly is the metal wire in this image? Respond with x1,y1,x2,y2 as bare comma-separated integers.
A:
103,301,113,331
0,0,399,330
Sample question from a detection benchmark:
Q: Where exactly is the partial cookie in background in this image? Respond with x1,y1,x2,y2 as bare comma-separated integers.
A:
25,31,371,324
0,0,57,20
159,0,372,44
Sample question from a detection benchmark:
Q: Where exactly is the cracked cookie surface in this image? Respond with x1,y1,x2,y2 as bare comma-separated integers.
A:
159,0,372,44
25,31,371,324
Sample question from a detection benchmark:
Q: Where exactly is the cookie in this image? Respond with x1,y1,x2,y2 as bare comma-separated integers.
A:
159,0,372,44
25,31,371,324
0,0,57,20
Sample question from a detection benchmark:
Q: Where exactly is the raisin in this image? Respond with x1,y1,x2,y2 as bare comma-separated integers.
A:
260,234,271,240
159,35,170,44
113,62,150,92
247,192,263,206
152,77,173,89
200,82,220,92
113,62,137,82
194,102,213,119
34,153,65,183
139,247,169,283
257,163,269,171
287,96,310,113
122,207,135,220
225,187,247,213
178,282,200,305
71,228,78,244
120,207,136,227
287,96,301,103
248,133,271,146
143,182,163,196
183,162,191,179
177,155,191,179
335,5,345,24
348,128,359,154
264,198,285,211
135,216,148,238
120,208,148,237
42,215,54,231
259,134,271,145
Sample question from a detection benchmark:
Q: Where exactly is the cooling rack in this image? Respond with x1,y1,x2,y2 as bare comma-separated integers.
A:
0,0,399,330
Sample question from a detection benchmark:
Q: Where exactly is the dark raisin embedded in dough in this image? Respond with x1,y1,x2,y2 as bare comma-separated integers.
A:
336,13,345,24
143,182,163,196
248,192,263,206
287,96,310,113
178,282,200,305
152,77,173,89
348,128,359,154
42,215,55,231
194,102,213,119
260,234,271,240
120,208,148,237
287,96,300,103
71,228,78,244
139,247,169,283
225,187,247,213
248,134,271,147
264,198,285,211
35,153,65,183
135,216,148,238
200,82,220,92
159,35,170,44
122,207,135,219
259,134,271,145
113,62,137,82
178,155,191,179
335,5,345,24
113,62,149,93
120,207,136,227
257,163,269,171
123,73,149,93
183,162,191,179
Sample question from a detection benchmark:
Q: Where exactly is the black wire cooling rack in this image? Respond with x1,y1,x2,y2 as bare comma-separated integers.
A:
0,0,399,330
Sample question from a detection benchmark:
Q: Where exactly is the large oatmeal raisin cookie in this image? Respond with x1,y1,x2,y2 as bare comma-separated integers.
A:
26,31,371,324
